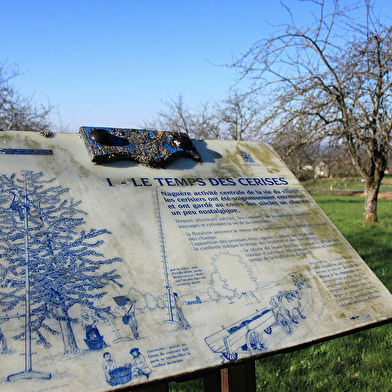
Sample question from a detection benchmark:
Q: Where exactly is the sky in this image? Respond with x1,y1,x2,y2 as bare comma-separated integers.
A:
1,0,390,133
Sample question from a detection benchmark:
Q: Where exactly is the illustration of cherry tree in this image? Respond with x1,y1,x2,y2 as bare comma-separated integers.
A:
209,252,259,304
0,171,123,381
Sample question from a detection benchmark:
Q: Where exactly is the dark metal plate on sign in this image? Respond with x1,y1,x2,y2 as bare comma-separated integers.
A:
79,126,202,167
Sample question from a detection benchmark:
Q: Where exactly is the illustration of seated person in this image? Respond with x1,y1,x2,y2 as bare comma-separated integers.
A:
125,348,152,380
102,352,133,386
113,295,139,340
81,311,107,350
102,352,117,386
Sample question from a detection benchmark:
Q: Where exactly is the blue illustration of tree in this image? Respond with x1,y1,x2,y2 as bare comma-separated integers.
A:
0,171,123,381
209,252,259,304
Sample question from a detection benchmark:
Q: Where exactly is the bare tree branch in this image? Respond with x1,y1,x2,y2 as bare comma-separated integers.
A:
0,62,57,133
232,0,392,222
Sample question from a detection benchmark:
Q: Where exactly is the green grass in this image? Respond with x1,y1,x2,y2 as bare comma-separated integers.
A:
302,176,392,192
169,196,392,391
253,196,392,392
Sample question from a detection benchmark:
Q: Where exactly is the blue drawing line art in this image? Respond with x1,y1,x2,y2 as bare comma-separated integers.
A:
0,148,53,156
268,286,306,335
126,348,152,380
0,171,123,382
0,323,8,353
95,296,132,344
205,308,272,361
155,188,190,329
173,292,190,330
209,252,260,305
102,351,120,386
113,295,140,340
81,310,107,350
101,348,152,387
238,150,256,165
186,296,201,306
110,288,165,344
205,276,310,362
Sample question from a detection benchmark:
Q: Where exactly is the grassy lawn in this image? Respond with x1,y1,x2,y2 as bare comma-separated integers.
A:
303,176,392,192
170,196,392,391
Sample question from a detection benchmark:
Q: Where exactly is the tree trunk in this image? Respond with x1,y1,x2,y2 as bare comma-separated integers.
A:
58,307,78,354
363,179,381,223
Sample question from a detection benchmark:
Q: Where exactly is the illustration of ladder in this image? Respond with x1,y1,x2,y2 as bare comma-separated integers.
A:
155,188,176,324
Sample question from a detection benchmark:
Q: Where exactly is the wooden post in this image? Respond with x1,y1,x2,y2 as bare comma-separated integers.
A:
203,369,221,391
221,361,256,392
204,360,256,392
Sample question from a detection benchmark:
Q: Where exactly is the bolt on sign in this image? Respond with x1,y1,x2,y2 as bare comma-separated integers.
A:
0,128,391,391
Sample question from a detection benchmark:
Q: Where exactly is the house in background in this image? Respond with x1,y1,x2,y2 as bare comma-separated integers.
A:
314,161,330,178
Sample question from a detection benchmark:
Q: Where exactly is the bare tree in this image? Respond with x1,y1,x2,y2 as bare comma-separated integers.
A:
147,94,222,140
150,92,263,142
192,101,222,140
232,0,392,222
0,63,56,133
216,90,263,140
151,95,195,135
269,121,321,180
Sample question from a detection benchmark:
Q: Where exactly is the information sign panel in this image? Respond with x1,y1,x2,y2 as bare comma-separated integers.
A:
0,130,391,391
